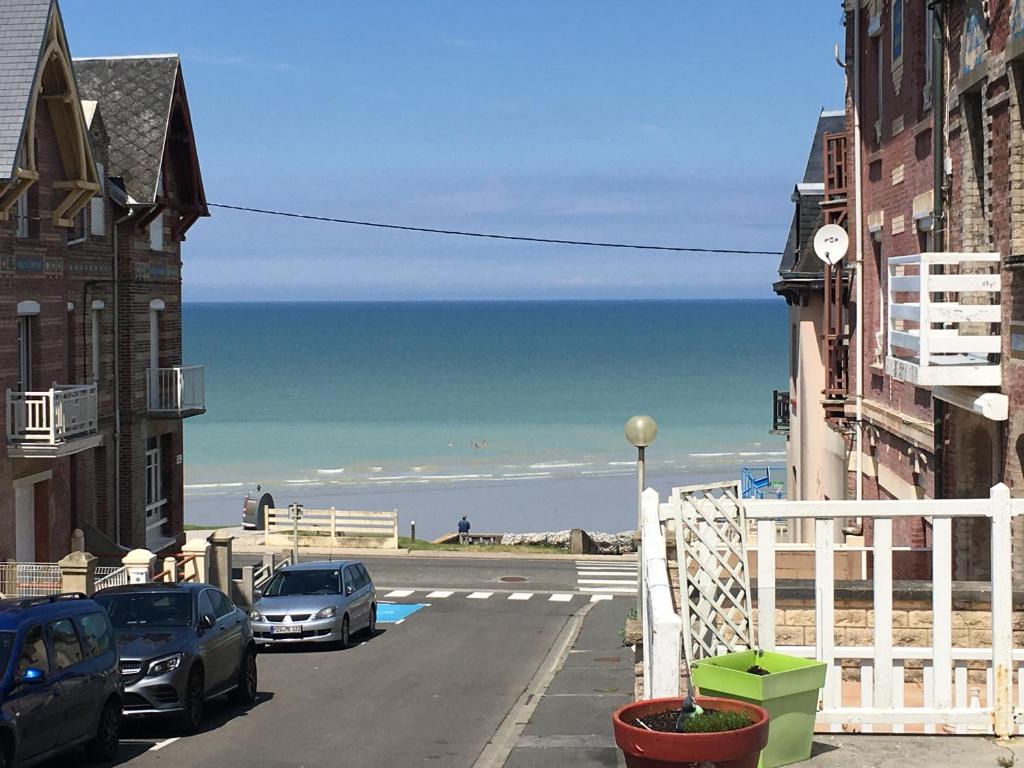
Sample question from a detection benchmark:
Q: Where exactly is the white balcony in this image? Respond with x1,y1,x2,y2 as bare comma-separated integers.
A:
147,366,206,417
885,252,1002,387
6,384,101,457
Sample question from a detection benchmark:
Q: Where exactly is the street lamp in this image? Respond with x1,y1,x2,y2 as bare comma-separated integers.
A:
625,415,657,621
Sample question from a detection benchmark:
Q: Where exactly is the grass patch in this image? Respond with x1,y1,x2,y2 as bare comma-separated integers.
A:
183,524,220,531
398,536,567,554
680,710,753,734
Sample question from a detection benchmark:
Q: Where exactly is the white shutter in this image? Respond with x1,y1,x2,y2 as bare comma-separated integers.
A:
149,213,164,250
15,192,28,238
90,162,105,236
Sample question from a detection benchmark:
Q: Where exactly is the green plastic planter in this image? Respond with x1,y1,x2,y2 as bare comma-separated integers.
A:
691,650,826,768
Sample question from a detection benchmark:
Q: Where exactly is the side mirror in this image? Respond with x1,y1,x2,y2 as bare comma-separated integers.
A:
199,613,216,630
345,585,354,596
253,589,262,600
19,667,45,684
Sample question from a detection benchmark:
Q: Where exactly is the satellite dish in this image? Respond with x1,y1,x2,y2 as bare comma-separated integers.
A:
813,224,849,266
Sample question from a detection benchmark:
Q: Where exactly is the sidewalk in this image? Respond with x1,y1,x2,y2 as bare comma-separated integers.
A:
499,601,1024,767
502,598,632,767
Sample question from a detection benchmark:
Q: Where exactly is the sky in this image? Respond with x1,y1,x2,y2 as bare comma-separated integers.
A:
62,2,846,302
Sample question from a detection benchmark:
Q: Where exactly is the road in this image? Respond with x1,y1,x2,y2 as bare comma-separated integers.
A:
58,554,635,767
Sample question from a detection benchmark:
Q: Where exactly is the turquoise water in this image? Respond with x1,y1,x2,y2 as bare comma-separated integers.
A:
182,300,786,500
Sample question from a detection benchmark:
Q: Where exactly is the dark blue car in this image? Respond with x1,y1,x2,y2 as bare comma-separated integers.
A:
0,594,122,767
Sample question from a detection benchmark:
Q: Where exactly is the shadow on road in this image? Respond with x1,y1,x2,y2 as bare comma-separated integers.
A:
257,628,387,654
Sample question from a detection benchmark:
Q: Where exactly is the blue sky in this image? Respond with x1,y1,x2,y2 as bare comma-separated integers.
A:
63,2,845,301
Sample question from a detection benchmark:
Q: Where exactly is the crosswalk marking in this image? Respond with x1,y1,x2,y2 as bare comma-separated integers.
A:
549,593,573,602
575,559,637,594
426,590,454,598
385,589,414,598
508,592,533,601
467,591,493,599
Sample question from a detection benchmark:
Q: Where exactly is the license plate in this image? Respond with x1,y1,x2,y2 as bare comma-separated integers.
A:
271,624,301,635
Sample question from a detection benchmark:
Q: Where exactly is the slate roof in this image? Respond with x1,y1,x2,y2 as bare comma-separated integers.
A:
0,0,52,181
776,110,846,285
73,55,179,203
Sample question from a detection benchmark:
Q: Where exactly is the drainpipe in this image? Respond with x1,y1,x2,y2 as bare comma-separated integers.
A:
930,1,947,501
112,208,132,545
853,0,865,501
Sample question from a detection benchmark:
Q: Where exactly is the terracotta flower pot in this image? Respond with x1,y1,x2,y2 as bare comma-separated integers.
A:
612,695,770,768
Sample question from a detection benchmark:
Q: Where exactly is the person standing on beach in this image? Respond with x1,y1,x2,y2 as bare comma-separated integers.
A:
458,515,471,545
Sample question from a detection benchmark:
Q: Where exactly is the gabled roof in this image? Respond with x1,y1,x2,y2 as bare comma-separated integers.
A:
73,54,180,204
0,0,54,180
776,109,846,284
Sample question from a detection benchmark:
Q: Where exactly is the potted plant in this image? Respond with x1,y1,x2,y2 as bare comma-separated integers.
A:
691,649,826,768
612,695,769,768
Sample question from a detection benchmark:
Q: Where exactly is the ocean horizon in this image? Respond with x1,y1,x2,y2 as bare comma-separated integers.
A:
182,299,786,535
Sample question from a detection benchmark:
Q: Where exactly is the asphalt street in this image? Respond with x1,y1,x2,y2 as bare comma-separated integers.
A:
49,555,633,768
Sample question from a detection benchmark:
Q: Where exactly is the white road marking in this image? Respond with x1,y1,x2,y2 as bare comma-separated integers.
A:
575,559,637,595
467,591,493,599
426,590,454,598
385,589,415,598
580,586,635,593
549,593,573,602
574,570,638,576
508,592,533,601
590,594,614,602
151,738,179,752
577,578,638,585
395,619,405,624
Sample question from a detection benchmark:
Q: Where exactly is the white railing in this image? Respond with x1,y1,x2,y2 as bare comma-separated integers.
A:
147,365,205,414
0,562,62,597
253,554,293,590
743,485,1018,737
6,384,98,444
94,566,129,590
264,507,399,549
640,488,683,699
886,252,1001,386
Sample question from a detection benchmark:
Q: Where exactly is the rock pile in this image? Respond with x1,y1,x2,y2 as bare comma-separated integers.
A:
500,530,638,554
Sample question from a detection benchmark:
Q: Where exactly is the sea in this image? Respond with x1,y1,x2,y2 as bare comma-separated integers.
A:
183,300,787,538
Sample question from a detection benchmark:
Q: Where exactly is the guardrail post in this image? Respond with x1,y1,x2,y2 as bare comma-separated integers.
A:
181,538,210,582
234,565,255,608
122,548,156,584
990,483,1014,738
162,556,178,583
70,527,85,553
208,531,234,593
59,550,96,595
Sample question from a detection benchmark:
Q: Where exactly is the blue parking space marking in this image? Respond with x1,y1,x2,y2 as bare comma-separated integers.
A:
377,603,426,624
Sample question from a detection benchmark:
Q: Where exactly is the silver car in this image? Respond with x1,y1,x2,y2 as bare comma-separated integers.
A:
249,561,376,648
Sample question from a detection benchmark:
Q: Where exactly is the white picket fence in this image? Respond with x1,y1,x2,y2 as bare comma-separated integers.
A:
94,566,129,590
641,483,1024,738
264,507,399,549
0,562,61,597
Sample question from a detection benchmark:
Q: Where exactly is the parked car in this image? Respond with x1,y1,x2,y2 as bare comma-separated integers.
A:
249,561,376,648
92,583,257,733
0,594,122,767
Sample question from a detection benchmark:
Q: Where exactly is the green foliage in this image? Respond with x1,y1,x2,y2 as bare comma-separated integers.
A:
679,710,753,734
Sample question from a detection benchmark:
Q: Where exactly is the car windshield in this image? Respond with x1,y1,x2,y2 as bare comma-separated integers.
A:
94,592,193,628
264,569,340,596
0,632,13,676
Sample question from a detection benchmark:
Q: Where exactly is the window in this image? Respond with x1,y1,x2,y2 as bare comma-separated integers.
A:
150,174,164,250
94,592,192,628
90,162,105,236
892,0,903,62
48,618,84,670
210,590,234,618
344,566,360,592
15,626,48,678
198,590,216,621
91,302,104,383
924,5,934,110
17,315,33,392
876,36,884,144
67,207,87,245
15,191,28,239
78,612,112,657
357,563,371,588
145,437,164,509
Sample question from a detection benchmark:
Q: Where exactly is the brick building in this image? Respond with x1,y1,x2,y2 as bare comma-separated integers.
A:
780,0,1024,581
0,0,207,561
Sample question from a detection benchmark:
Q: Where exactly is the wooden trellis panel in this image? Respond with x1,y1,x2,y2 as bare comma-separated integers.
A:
671,481,755,664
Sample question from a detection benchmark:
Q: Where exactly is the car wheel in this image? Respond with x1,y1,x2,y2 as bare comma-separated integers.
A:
366,605,376,636
229,647,258,705
0,733,12,768
86,697,120,762
176,668,206,734
339,615,350,649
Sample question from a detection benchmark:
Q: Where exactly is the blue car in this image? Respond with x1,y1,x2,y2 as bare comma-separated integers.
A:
0,594,122,767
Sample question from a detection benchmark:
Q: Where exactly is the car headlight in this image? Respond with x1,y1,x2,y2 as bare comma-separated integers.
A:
314,606,336,619
146,653,183,677
249,608,263,621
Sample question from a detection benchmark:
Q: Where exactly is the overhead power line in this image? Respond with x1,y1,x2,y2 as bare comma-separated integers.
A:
208,202,783,256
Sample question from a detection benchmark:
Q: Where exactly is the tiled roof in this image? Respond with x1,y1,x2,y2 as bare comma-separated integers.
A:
777,110,847,280
73,55,179,203
0,0,51,181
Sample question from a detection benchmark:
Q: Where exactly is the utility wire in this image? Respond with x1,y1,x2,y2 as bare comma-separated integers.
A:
208,202,783,256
